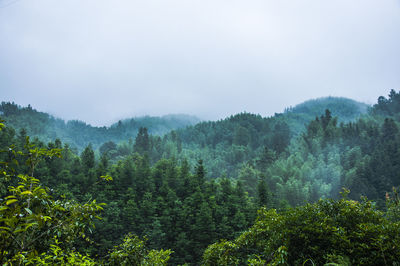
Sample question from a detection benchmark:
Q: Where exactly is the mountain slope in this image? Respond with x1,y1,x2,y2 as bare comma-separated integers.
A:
282,96,369,134
164,97,370,178
0,97,369,176
287,96,368,119
0,102,200,151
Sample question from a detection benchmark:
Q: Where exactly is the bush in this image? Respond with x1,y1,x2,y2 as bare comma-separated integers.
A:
203,192,400,265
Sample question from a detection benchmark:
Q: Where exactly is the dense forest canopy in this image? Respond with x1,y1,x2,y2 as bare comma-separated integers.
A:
0,97,368,178
0,102,200,152
0,97,367,153
286,96,368,120
1,90,400,265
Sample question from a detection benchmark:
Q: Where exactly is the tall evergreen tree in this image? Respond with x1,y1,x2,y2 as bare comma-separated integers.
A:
134,127,150,155
81,144,95,172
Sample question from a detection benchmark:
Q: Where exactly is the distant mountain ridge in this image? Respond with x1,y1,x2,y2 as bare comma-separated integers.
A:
0,97,368,154
160,96,370,178
281,96,370,135
115,114,200,135
286,96,369,120
0,102,200,151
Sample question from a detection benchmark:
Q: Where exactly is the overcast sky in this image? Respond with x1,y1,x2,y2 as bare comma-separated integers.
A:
1,0,399,126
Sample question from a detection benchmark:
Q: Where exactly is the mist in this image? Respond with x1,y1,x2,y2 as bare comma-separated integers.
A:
1,0,399,125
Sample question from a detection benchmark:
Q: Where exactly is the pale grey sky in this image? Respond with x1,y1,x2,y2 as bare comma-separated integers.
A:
1,0,399,126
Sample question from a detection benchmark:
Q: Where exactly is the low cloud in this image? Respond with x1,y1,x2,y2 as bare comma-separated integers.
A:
1,0,399,125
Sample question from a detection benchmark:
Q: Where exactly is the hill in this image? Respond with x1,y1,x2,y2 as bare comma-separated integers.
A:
287,96,368,119
169,97,369,178
0,102,200,151
0,97,369,177
282,96,369,134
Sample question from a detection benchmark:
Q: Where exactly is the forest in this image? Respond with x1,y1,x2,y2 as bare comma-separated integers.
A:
1,91,400,265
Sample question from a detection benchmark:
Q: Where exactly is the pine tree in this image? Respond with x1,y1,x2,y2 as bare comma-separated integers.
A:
134,127,150,155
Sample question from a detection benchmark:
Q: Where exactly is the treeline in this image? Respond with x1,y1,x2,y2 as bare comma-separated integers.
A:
89,97,367,180
0,102,199,152
149,91,400,206
0,97,369,184
261,90,400,206
164,97,368,178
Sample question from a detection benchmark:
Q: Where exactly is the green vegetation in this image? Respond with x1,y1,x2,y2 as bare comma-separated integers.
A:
203,191,400,265
1,91,400,265
0,123,170,265
286,96,368,123
0,120,256,264
0,102,199,152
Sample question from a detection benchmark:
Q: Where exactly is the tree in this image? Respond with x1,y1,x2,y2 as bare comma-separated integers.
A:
81,144,95,172
0,128,104,264
257,177,269,207
256,146,276,172
233,126,251,146
382,118,398,140
134,127,150,155
108,233,172,266
99,141,117,155
372,89,400,117
271,121,290,154
203,193,400,265
195,159,206,188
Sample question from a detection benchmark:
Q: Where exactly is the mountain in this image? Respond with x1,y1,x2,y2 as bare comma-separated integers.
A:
144,97,368,179
0,97,368,173
0,102,200,151
282,96,369,134
287,96,369,119
178,97,369,146
115,114,200,136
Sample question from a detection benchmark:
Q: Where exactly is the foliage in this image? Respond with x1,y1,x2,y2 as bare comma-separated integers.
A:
372,89,400,119
108,233,172,266
203,194,400,265
0,102,199,152
0,128,104,264
386,187,400,222
9,237,96,265
286,96,368,123
0,122,178,265
3,90,400,264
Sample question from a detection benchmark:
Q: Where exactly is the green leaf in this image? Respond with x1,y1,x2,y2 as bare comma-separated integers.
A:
42,216,52,221
21,190,32,195
0,226,10,232
24,223,37,230
6,199,17,205
100,175,113,182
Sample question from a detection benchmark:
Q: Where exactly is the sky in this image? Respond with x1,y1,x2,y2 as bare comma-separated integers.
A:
0,0,399,126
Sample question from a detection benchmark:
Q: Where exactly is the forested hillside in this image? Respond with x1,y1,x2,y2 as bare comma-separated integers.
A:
286,96,368,121
2,91,400,265
0,102,199,152
162,97,368,179
1,97,368,179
